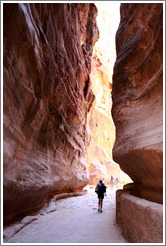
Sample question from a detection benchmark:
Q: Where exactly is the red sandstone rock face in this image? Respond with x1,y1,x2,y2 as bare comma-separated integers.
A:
112,3,163,203
116,191,163,243
3,3,98,224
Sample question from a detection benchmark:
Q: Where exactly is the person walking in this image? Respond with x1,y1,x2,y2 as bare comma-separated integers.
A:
110,176,114,189
95,180,107,213
115,177,119,188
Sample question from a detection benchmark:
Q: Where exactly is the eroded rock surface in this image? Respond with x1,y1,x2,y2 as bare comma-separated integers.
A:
116,190,163,243
3,3,99,225
86,8,132,185
112,3,163,203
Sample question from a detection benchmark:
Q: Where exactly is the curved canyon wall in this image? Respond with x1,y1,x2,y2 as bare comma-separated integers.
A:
86,45,116,185
86,4,132,186
87,47,132,185
3,3,98,225
112,3,163,203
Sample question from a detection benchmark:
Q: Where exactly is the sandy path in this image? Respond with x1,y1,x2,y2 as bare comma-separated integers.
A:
7,185,128,243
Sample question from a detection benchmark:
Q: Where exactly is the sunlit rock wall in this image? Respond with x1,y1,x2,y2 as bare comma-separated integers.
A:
86,4,116,184
3,3,99,224
87,46,115,160
86,5,132,185
112,3,163,203
86,47,119,185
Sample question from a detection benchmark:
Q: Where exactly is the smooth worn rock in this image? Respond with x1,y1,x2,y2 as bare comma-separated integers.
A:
3,215,39,242
88,152,132,185
116,190,163,243
88,159,107,185
86,6,131,185
112,3,163,203
3,3,99,225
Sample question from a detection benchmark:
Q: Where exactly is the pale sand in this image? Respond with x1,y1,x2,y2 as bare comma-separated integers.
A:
6,185,128,243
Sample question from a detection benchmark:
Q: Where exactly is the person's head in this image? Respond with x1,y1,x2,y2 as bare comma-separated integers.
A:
99,180,103,184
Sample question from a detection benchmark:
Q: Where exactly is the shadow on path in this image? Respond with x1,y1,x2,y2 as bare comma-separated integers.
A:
6,185,128,243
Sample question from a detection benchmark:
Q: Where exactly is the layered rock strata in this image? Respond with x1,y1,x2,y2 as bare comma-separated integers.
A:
112,3,163,203
3,3,98,225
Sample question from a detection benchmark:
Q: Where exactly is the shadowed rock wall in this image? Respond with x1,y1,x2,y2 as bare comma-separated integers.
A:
112,3,163,203
116,190,163,243
3,3,98,225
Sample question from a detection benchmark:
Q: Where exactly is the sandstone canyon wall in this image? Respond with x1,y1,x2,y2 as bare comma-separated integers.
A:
86,4,132,185
86,46,116,185
87,47,131,185
112,3,163,203
3,3,99,225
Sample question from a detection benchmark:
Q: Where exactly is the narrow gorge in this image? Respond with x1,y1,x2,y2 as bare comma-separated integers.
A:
3,2,163,243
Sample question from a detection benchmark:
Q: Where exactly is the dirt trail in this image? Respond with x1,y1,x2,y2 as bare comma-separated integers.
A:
6,185,128,243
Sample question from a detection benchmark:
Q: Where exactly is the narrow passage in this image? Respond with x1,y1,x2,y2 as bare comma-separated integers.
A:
7,186,128,243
